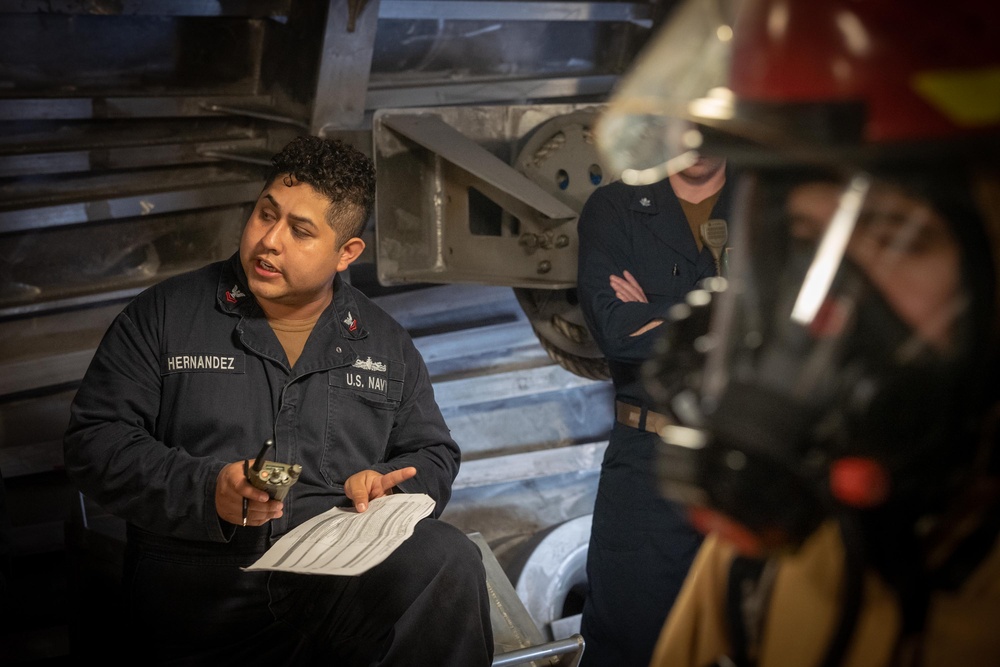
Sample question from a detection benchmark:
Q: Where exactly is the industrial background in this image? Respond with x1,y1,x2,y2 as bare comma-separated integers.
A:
0,0,680,662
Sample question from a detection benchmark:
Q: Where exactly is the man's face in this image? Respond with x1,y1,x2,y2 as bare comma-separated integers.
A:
239,177,357,316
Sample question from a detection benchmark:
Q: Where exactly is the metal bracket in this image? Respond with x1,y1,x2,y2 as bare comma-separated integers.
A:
374,107,588,289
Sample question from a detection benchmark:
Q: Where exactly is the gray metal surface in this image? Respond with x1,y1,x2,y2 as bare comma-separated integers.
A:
379,1,652,25
3,0,649,24
1,1,292,15
0,180,262,234
470,531,549,656
471,530,587,666
0,95,277,122
311,0,381,133
513,514,592,640
366,76,619,110
374,105,599,288
455,443,606,490
379,113,578,221
493,636,585,667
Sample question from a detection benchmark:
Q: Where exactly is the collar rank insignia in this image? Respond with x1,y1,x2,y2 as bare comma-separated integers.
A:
639,197,651,207
225,284,246,303
343,311,358,332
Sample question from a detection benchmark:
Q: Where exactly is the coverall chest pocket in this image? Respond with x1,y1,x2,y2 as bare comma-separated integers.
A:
323,360,402,486
629,225,697,302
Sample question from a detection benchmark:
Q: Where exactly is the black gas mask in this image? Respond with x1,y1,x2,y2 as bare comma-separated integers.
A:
644,168,985,556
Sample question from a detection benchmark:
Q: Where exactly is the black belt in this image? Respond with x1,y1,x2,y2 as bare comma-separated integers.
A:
615,400,674,434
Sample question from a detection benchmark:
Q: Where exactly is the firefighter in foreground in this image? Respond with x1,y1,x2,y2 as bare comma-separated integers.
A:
594,0,1000,665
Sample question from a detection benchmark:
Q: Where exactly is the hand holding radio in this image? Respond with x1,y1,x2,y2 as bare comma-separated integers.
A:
245,439,302,502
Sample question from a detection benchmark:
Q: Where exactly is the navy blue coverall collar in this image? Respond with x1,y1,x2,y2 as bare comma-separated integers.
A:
626,174,733,266
215,253,369,374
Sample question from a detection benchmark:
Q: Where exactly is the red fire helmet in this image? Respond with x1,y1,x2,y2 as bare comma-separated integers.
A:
597,0,1000,183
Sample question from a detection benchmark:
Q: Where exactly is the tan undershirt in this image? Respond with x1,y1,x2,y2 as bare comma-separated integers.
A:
268,315,320,368
679,191,722,253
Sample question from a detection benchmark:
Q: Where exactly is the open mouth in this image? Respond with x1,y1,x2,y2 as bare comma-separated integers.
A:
256,258,281,276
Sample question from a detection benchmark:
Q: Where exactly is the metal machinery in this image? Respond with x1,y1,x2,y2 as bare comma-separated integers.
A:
0,1,675,661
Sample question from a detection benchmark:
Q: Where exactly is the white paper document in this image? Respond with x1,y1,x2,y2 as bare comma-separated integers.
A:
244,493,436,576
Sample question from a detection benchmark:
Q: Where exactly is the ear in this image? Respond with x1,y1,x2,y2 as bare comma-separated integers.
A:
336,236,366,273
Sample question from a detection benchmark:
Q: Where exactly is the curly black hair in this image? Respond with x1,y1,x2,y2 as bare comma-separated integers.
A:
265,135,376,241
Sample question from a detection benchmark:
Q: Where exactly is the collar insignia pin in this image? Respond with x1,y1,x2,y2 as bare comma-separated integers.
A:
225,285,246,303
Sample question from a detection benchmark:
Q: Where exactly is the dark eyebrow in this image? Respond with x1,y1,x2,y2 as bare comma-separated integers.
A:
261,193,318,229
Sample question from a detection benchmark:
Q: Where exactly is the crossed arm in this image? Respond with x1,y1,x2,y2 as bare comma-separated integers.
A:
611,270,665,337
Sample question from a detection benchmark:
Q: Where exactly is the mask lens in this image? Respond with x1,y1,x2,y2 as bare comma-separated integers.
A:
653,166,976,548
710,169,968,404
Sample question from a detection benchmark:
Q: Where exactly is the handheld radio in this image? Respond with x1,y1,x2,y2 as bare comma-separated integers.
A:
246,439,302,501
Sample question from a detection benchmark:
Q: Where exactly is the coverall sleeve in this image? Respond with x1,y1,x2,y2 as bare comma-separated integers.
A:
63,297,229,542
577,186,676,365
372,340,460,518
